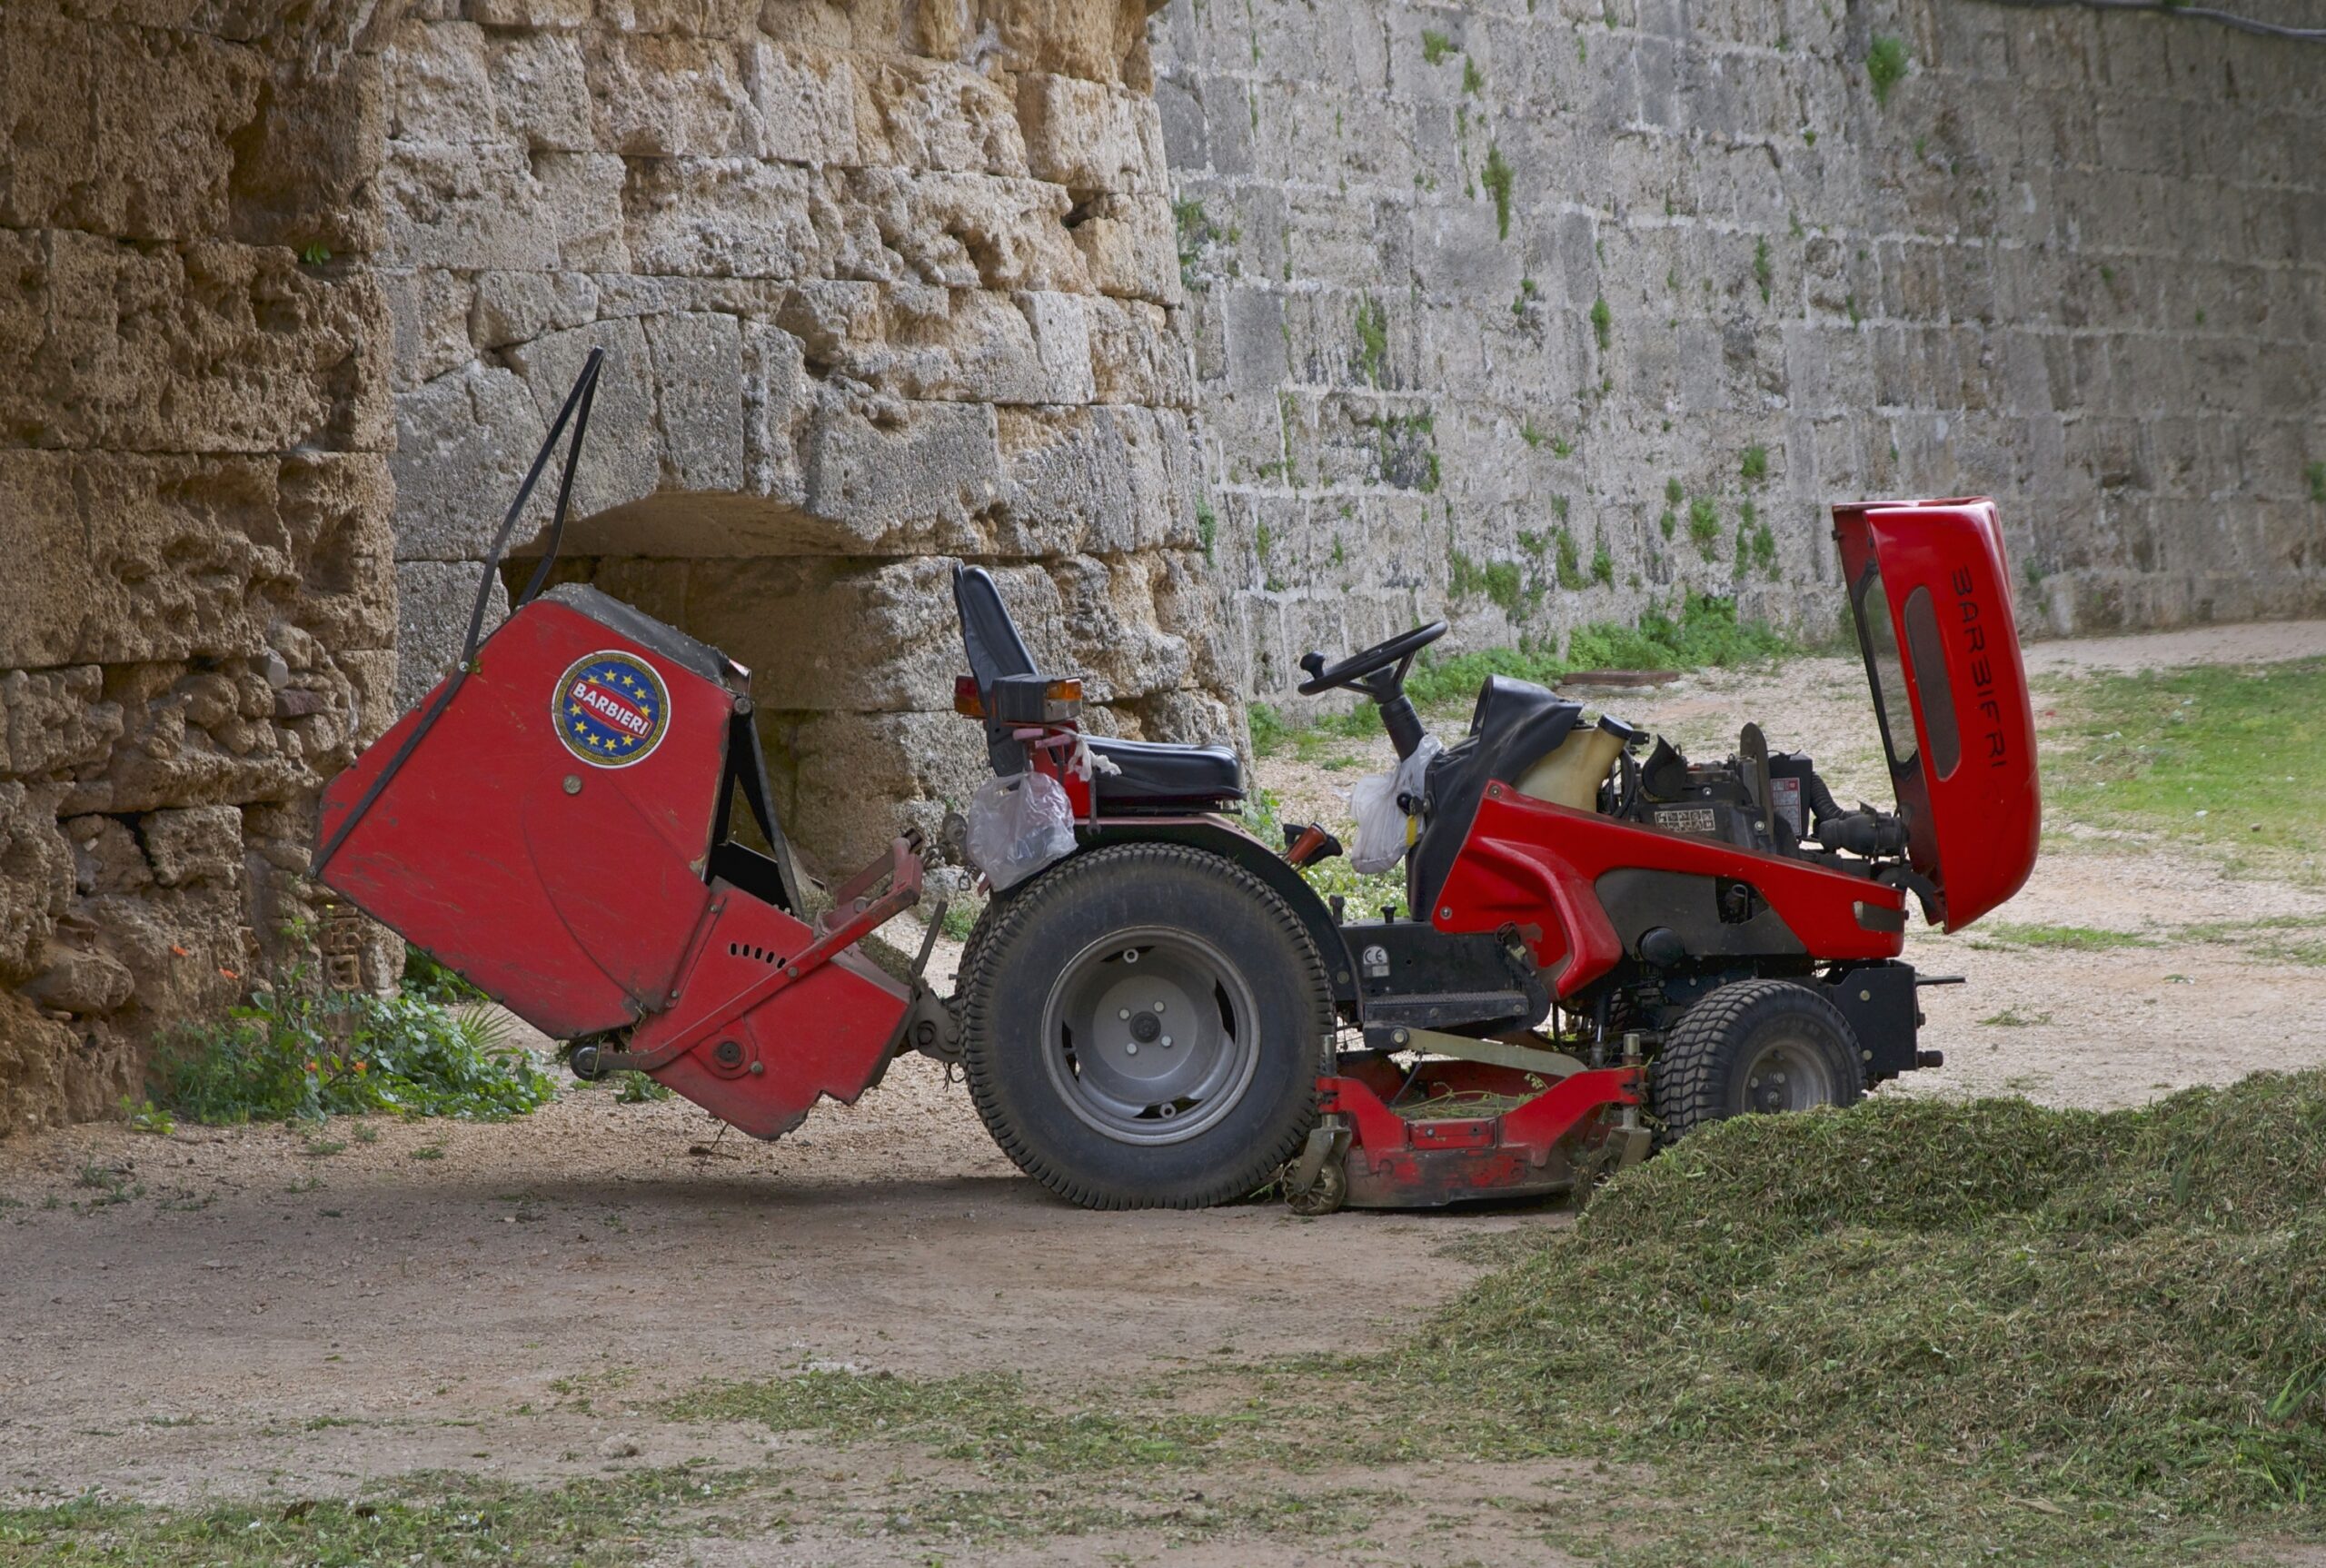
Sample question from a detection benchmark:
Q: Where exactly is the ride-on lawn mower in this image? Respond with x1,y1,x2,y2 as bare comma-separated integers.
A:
314,354,2039,1212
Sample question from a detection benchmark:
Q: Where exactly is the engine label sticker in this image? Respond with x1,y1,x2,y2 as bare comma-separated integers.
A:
554,651,670,768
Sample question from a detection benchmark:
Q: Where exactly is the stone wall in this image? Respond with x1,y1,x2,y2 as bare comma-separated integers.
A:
378,0,1242,869
1148,0,2326,703
0,4,398,1135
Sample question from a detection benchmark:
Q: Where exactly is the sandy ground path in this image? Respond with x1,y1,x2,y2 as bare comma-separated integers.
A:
2,620,2322,1564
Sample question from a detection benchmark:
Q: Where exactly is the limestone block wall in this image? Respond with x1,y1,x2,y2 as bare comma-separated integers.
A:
379,0,1242,868
1149,0,2326,702
0,5,398,1136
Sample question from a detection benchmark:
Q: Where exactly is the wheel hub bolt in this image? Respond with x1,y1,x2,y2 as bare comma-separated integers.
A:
1125,1042,1138,1056
1160,1036,1173,1048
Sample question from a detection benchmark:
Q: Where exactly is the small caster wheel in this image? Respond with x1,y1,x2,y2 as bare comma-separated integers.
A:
569,1043,606,1081
1283,1156,1346,1216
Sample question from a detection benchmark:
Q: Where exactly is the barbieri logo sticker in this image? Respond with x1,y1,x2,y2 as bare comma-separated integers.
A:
555,651,670,768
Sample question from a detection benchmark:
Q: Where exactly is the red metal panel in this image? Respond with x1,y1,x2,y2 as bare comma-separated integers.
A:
317,599,737,1037
632,890,911,1141
1834,499,2041,929
1429,787,1906,997
1319,1065,1641,1208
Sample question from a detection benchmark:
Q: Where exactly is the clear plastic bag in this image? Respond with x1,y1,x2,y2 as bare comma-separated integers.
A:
965,770,1078,890
1347,735,1440,874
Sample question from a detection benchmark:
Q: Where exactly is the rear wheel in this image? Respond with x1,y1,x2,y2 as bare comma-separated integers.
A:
1652,978,1865,1142
960,842,1331,1209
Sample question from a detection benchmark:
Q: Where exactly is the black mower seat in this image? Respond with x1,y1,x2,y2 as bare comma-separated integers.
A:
1088,735,1244,812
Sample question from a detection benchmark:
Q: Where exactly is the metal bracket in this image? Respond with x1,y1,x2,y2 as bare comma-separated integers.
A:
1371,1024,1587,1078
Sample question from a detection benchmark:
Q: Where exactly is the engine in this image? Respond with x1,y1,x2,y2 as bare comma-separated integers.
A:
1605,734,1908,865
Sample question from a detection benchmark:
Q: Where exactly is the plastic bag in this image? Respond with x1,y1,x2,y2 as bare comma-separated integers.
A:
965,770,1078,891
1347,735,1441,874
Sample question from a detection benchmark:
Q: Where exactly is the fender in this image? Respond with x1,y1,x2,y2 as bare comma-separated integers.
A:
1068,819,1361,1008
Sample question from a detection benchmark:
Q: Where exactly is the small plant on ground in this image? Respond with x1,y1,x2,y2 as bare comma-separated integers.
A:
1740,443,1768,482
613,1070,672,1105
1589,295,1612,352
119,1097,174,1136
2308,460,2326,504
152,978,554,1126
1420,28,1455,65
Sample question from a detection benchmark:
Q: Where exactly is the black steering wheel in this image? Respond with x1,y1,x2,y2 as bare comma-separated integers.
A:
1297,620,1447,696
1295,620,1446,760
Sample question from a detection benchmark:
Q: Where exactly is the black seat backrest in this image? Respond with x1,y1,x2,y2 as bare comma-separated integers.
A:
953,565,1039,774
1407,675,1584,918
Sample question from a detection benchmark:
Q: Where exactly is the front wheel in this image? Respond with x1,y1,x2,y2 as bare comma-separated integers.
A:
1652,978,1866,1142
959,842,1332,1209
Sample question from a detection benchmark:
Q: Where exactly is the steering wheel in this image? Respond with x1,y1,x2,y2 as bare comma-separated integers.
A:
1297,620,1447,696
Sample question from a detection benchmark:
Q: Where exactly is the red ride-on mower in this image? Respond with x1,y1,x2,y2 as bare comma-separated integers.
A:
313,353,2037,1214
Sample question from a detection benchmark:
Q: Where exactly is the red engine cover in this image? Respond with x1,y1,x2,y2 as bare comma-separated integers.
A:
317,590,741,1038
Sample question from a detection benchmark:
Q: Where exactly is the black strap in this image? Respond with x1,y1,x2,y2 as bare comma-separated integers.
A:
311,350,605,880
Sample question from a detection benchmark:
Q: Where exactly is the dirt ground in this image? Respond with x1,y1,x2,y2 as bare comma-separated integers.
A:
5,620,2325,1565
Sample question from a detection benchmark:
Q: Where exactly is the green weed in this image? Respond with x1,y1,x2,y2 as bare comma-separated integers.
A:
1481,144,1513,240
151,984,553,1126
1867,34,1909,104
1590,295,1612,352
1978,922,2152,951
1420,28,1455,65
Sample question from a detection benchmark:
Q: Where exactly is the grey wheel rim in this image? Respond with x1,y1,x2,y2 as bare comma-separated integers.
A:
1737,1034,1837,1115
1039,926,1263,1146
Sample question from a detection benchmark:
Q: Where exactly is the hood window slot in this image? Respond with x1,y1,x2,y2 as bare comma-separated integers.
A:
1851,565,1918,772
1901,587,1961,779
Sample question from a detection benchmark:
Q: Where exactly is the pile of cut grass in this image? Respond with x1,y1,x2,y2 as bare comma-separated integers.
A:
1390,1072,2326,1562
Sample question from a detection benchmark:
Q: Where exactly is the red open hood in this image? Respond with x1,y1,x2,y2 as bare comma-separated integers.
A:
1832,499,2040,930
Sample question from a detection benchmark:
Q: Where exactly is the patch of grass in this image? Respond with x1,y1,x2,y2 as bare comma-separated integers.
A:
1460,55,1483,95
2173,914,2326,968
1685,496,1719,553
1481,144,1513,240
1978,921,2152,951
151,983,554,1126
1979,1005,2053,1027
1351,293,1387,385
1402,592,1794,710
1195,498,1218,561
0,1466,760,1567
1589,294,1612,352
1384,1071,2326,1563
668,1371,1242,1479
1867,34,1909,105
1751,238,1771,303
2308,460,2326,505
1448,550,1526,615
1419,27,1455,65
1740,443,1767,482
2043,659,2326,880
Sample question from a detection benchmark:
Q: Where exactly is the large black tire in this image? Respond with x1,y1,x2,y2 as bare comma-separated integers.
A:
960,842,1332,1210
1652,978,1866,1142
